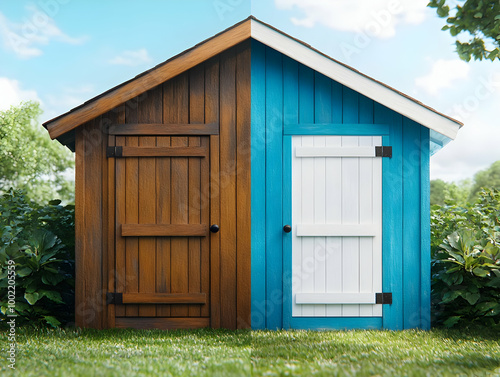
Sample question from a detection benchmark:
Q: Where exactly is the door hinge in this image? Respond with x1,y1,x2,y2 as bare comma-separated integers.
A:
106,292,123,305
375,146,392,158
376,292,392,305
106,146,123,158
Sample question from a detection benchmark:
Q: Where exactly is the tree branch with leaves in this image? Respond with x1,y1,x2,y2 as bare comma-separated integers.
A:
428,0,500,61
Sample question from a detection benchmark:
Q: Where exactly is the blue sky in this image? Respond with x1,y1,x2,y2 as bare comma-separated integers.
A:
1,0,499,182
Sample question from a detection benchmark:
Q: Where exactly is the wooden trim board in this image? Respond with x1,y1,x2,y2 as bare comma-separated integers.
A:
108,123,219,135
119,293,206,304
295,293,377,305
121,224,208,237
45,20,251,139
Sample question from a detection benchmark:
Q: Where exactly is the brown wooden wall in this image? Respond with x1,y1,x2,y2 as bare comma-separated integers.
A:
74,41,251,330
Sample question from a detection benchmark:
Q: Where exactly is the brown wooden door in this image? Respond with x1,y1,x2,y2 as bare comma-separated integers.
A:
108,128,218,330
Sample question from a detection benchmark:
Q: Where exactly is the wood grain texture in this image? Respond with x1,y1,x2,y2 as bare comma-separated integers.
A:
105,105,125,328
235,42,251,329
169,75,190,317
121,224,208,237
188,64,204,317
121,293,206,304
137,90,159,317
206,56,221,328
114,133,126,318
46,20,251,139
74,126,85,327
108,123,219,136
116,146,208,157
124,100,140,317
82,44,251,330
77,119,104,328
219,48,237,329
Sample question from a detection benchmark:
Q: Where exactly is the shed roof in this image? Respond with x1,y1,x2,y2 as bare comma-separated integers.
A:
44,16,462,149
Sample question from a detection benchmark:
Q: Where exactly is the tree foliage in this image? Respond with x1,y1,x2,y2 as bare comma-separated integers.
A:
469,160,500,200
0,189,75,328
431,189,500,328
430,178,472,206
0,102,74,204
431,160,500,205
428,0,500,61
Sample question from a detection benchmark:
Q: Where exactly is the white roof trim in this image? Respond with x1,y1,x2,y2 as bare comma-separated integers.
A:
250,19,462,140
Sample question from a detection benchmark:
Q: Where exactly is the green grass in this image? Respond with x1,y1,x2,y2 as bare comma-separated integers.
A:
1,327,499,376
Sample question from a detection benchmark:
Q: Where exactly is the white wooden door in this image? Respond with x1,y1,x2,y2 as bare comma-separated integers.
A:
291,135,383,317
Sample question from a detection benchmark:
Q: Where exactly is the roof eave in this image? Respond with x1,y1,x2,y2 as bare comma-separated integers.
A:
44,17,253,139
44,16,463,144
249,18,462,140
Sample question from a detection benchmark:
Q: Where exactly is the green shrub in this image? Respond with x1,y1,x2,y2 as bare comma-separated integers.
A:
431,189,500,328
0,189,75,328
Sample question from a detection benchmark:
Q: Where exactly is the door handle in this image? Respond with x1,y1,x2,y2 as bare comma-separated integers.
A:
210,224,220,233
283,225,292,233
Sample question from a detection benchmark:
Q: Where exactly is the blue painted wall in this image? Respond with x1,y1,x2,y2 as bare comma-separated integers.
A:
250,40,431,330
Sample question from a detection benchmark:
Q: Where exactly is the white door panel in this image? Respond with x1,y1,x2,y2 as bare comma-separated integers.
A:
291,135,383,318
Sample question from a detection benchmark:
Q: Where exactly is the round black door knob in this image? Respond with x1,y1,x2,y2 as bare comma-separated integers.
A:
283,225,292,233
210,224,220,233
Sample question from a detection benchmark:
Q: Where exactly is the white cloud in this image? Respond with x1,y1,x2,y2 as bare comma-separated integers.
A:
275,0,429,38
415,59,470,96
0,77,41,111
0,6,86,59
108,48,152,66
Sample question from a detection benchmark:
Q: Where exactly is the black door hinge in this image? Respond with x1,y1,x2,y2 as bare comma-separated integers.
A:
106,146,123,158
376,292,392,304
106,292,123,305
375,146,392,158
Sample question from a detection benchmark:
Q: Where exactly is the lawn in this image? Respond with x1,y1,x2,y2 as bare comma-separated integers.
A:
1,327,499,376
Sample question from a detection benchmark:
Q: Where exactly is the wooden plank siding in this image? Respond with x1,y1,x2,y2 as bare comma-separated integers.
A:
251,40,430,330
74,42,251,330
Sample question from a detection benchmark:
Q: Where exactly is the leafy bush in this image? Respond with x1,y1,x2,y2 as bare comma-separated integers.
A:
431,189,500,328
0,189,75,328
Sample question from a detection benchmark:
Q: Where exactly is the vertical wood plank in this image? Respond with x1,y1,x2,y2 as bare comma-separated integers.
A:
220,48,237,329
298,65,315,317
372,136,383,317
420,126,431,330
74,126,85,326
200,136,211,318
170,74,190,317
331,81,343,123
325,136,342,317
283,56,298,325
376,104,404,330
313,135,326,317
314,72,331,317
340,136,360,317
124,99,139,317
358,136,374,317
188,65,204,318
114,133,126,318
157,80,174,317
403,118,421,328
206,56,221,328
265,47,283,329
235,42,251,329
291,137,303,317
106,105,125,327
83,119,104,328
101,117,109,328
250,40,266,329
341,88,360,317
137,87,162,317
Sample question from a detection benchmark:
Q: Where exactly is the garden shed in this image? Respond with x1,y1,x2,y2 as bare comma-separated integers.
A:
44,17,462,331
